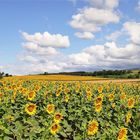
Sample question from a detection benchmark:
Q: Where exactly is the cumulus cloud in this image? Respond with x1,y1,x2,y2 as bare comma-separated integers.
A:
123,22,140,45
12,31,71,74
70,7,119,32
22,42,58,55
9,61,69,75
21,32,70,48
19,55,38,63
69,42,140,69
106,31,122,41
69,0,120,39
74,32,94,39
87,0,119,9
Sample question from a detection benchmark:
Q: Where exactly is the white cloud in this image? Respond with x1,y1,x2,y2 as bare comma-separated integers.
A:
69,0,120,39
136,0,140,12
75,32,94,39
123,22,140,45
22,42,58,55
70,7,119,32
87,0,119,9
19,55,38,63
106,31,122,41
21,32,70,48
69,42,140,69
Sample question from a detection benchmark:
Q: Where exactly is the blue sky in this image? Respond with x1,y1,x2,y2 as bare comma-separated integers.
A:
0,0,140,74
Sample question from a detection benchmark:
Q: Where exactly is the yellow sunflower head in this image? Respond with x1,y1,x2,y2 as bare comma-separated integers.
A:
50,123,61,135
111,103,115,109
46,104,55,114
108,93,114,102
117,127,127,140
87,120,99,135
28,91,36,101
5,115,14,122
54,112,63,123
97,86,103,93
126,111,132,124
95,103,102,113
64,95,69,102
128,97,134,109
120,92,126,100
0,92,3,98
95,95,103,104
135,95,139,104
86,91,92,100
25,103,36,116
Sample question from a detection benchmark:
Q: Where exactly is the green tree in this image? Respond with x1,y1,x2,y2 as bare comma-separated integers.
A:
0,72,4,79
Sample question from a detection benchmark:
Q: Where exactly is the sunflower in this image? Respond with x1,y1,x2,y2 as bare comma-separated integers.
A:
111,103,115,109
54,112,63,123
125,111,132,124
95,95,103,104
127,97,134,109
25,103,36,116
86,87,91,93
64,95,69,102
87,120,99,135
135,95,139,104
50,123,61,135
95,103,102,113
120,92,126,100
28,91,36,101
46,104,55,114
0,93,3,98
108,93,114,102
86,91,92,100
117,127,127,140
97,86,103,93
56,88,62,97
5,115,14,122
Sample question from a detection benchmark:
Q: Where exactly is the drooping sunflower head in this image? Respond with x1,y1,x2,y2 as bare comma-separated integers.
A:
46,104,55,114
87,120,99,135
54,112,63,123
117,127,127,140
28,91,36,101
50,123,61,135
128,97,134,109
25,103,36,116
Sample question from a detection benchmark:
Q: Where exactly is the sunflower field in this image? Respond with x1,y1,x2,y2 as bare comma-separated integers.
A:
0,79,140,140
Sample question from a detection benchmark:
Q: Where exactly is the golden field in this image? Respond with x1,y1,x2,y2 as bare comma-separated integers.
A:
0,76,139,139
2,75,108,81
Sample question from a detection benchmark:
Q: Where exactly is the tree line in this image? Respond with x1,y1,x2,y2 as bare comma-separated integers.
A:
0,72,12,79
40,70,140,78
